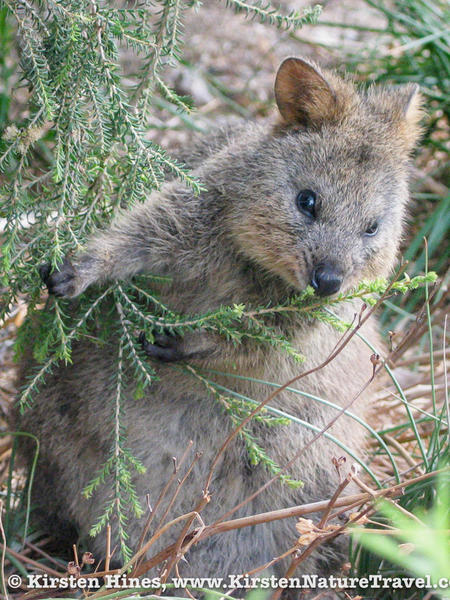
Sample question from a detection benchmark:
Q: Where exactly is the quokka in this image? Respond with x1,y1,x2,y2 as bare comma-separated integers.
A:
17,57,422,583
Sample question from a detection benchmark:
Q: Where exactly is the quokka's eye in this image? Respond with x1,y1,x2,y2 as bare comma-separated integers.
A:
296,189,316,218
364,222,379,236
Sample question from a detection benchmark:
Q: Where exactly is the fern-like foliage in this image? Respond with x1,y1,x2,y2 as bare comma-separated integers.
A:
224,0,322,29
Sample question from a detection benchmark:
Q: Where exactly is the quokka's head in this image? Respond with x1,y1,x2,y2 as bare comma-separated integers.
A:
226,57,424,296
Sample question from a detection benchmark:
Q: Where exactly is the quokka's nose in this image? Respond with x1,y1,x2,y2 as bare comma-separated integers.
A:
311,263,343,297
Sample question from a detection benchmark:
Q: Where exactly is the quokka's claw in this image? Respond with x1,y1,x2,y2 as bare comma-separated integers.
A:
138,331,185,362
38,263,52,284
39,258,77,297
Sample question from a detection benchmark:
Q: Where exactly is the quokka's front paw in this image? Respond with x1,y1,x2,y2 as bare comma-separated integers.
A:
138,331,185,362
39,257,78,298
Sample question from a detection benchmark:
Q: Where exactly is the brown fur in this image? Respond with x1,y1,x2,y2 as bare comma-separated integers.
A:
15,58,422,586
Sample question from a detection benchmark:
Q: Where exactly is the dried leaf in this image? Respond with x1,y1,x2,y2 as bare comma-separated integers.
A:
349,512,370,525
297,531,320,546
295,518,315,534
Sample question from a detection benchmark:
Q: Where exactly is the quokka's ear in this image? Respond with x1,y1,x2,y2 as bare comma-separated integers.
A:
274,57,340,127
396,83,424,151
371,82,424,152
